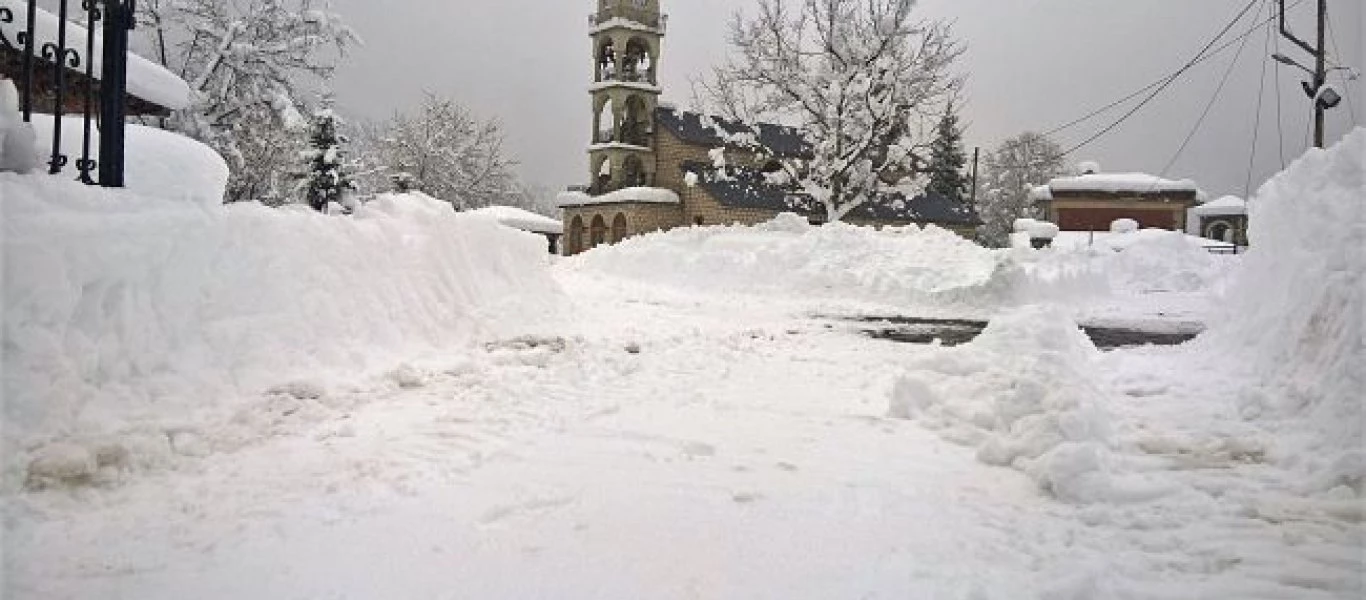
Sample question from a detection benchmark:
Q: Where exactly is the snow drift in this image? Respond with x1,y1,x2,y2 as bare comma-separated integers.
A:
887,305,1168,504
2,181,561,489
568,213,1102,309
1204,128,1364,490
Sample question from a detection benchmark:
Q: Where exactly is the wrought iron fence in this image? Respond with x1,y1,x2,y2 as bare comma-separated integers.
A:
0,0,135,187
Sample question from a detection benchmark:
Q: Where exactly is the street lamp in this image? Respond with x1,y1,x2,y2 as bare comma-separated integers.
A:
1272,53,1347,109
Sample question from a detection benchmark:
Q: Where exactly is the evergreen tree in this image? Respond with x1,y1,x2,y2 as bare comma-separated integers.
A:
301,104,354,212
925,103,969,203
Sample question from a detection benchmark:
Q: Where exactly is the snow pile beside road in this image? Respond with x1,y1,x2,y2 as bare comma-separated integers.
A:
570,214,1100,309
889,306,1170,504
2,180,560,490
1205,128,1364,489
1105,231,1225,294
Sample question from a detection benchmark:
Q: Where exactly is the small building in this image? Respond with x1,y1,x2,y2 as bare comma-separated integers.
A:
1036,169,1201,233
466,205,565,254
1,3,191,116
560,0,981,256
1191,196,1248,246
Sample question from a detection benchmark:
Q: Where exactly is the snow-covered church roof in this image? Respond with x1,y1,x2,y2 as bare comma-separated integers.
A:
0,0,191,111
466,205,564,235
558,187,681,208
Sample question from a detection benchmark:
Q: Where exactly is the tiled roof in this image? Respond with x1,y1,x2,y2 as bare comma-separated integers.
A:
679,162,982,227
655,107,812,159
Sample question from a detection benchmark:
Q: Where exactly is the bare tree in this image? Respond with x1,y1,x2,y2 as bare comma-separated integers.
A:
137,0,359,203
977,132,1067,247
696,0,963,221
359,94,518,210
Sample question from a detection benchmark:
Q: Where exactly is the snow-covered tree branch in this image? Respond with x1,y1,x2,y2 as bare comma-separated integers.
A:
137,0,359,203
976,132,1067,247
696,0,963,221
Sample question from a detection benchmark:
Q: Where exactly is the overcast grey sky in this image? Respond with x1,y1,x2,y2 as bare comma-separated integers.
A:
328,0,1361,199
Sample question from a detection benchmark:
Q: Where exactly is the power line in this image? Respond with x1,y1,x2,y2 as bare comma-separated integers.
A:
1325,10,1358,126
1041,0,1304,140
1247,2,1274,197
1054,0,1264,160
1274,18,1287,169
1154,0,1263,189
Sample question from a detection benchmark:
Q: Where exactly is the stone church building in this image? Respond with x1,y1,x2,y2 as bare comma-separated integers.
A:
558,0,981,256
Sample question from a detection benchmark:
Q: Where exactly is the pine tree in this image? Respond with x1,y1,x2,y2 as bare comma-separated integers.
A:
925,103,969,203
302,104,354,212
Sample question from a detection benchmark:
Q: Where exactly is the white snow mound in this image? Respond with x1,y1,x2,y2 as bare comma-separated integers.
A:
1,182,561,489
889,306,1174,504
1203,127,1365,488
568,215,1037,308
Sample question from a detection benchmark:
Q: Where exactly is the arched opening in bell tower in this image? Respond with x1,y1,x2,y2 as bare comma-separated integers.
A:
595,97,617,143
621,95,651,146
622,37,655,83
596,38,618,82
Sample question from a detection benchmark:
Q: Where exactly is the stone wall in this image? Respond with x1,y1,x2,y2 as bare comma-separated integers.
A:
562,201,683,256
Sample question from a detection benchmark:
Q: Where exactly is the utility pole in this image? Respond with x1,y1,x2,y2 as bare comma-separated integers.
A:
969,147,980,207
1278,0,1332,148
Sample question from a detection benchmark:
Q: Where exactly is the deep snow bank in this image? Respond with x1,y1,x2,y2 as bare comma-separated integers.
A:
888,306,1169,503
568,214,1101,309
28,114,230,205
1204,128,1364,487
2,181,560,488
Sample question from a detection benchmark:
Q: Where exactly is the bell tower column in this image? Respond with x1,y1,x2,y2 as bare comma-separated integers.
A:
587,0,665,195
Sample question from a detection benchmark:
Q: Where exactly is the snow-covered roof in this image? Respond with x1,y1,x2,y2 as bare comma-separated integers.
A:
465,205,563,235
0,0,191,111
557,187,680,208
1048,172,1200,196
1193,195,1247,216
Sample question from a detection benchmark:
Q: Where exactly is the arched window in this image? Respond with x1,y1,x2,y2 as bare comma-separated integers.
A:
568,215,584,255
611,213,628,242
590,215,608,248
1206,221,1232,243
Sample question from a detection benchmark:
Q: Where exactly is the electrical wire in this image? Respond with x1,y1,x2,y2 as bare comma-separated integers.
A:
1273,19,1287,168
1040,0,1304,140
1246,1,1274,198
1325,10,1358,126
1153,0,1262,191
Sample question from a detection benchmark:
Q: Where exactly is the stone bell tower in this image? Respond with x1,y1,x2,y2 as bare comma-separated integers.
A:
587,0,666,194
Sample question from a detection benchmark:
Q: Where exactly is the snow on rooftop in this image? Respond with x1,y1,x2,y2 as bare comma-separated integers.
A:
466,205,563,235
557,187,680,208
0,0,191,110
1049,172,1200,195
1193,195,1248,216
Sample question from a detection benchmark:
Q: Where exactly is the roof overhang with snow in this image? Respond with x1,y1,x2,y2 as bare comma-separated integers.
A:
1047,173,1201,202
0,1,191,115
557,187,681,208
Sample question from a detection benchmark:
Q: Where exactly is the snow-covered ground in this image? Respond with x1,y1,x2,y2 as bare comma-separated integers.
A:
2,131,1361,598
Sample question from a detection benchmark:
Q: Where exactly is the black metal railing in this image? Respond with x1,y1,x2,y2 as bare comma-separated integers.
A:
1,0,136,187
